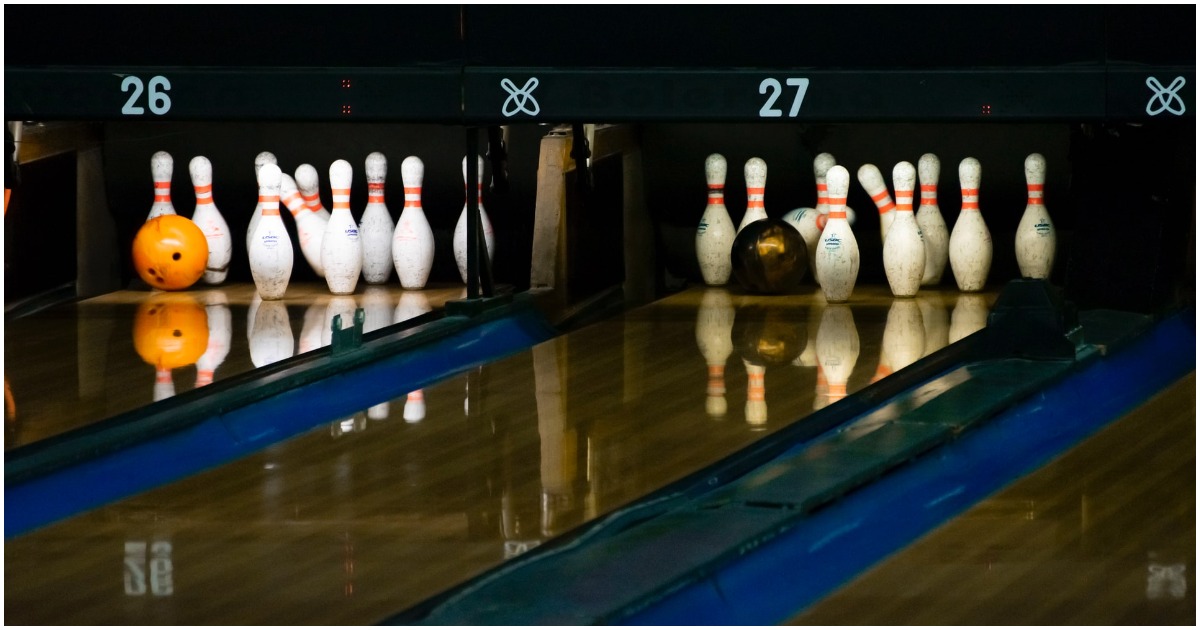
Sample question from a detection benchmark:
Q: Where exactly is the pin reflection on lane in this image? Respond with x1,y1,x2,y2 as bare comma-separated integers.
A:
695,289,735,419
195,291,231,387
734,301,804,431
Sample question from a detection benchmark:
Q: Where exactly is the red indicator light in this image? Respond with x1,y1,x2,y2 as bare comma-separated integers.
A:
341,105,352,115
342,79,352,88
981,104,993,115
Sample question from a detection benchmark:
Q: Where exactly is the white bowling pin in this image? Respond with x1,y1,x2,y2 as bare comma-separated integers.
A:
323,295,357,347
948,157,993,292
147,151,176,221
245,151,278,253
188,156,232,285
248,300,294,368
816,305,859,405
295,163,332,224
1015,152,1056,279
195,290,231,387
882,161,926,298
950,293,989,343
814,165,860,303
737,157,769,233
916,293,950,357
744,359,767,430
857,164,896,243
695,153,735,286
361,152,396,284
783,153,839,277
454,155,496,284
404,390,426,423
153,367,175,402
395,290,433,323
248,163,293,300
916,154,950,286
280,173,326,277
322,160,363,295
695,288,734,417
883,298,926,373
392,156,436,289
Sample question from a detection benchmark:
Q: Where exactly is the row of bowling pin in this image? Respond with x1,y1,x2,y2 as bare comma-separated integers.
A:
146,151,496,299
694,288,988,426
696,152,1057,302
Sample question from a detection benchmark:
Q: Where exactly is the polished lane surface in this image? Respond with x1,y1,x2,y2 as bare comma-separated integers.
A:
4,285,994,624
791,372,1196,625
4,283,466,450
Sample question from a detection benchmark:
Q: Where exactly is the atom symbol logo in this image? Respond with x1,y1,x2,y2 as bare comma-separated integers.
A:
1145,76,1186,116
501,77,540,117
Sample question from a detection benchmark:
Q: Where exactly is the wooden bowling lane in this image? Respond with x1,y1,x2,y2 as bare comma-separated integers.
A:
791,372,1196,626
3,283,466,451
4,284,997,624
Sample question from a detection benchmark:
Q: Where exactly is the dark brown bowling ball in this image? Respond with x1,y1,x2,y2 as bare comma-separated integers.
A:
731,218,808,294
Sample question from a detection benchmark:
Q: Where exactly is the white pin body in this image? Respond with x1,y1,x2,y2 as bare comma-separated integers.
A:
882,161,925,298
948,157,992,292
813,152,837,215
1015,152,1056,279
916,153,949,285
696,153,735,286
695,288,734,417
814,166,860,303
815,304,859,403
153,368,175,402
857,163,895,243
322,160,363,295
361,152,396,284
248,300,294,368
737,157,769,233
950,293,989,343
248,163,293,301
404,390,426,423
188,156,232,285
295,163,332,223
454,155,496,284
195,291,231,387
245,151,278,253
883,298,925,373
280,173,326,278
743,360,767,429
393,156,436,289
147,151,176,221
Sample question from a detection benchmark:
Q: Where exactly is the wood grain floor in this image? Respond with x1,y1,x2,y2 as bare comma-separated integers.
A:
791,372,1196,625
4,284,991,624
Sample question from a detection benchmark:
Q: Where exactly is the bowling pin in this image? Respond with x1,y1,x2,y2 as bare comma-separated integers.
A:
949,293,989,343
295,163,332,223
737,157,769,233
695,288,734,417
248,300,294,368
248,163,293,300
916,153,949,286
392,156,436,289
857,164,896,243
188,156,233,284
280,173,326,277
695,153,735,286
321,159,363,295
245,151,278,253
783,153,839,277
404,390,426,423
816,304,859,405
361,152,396,284
323,295,357,347
882,161,926,298
153,367,175,402
453,155,496,284
883,298,925,373
814,165,860,303
948,157,992,292
195,290,231,387
744,359,767,430
1015,152,1056,279
147,151,176,221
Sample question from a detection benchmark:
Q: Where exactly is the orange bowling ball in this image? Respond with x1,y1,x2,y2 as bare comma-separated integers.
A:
133,294,209,370
133,215,208,290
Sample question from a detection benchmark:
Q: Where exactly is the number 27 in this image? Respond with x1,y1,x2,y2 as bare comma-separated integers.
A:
759,78,809,118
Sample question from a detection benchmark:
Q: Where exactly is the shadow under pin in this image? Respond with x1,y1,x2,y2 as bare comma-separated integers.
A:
331,308,366,355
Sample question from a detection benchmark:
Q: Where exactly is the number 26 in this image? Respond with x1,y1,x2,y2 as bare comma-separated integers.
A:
121,75,172,116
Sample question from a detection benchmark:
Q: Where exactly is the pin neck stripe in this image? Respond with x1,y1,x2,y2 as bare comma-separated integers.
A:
894,192,914,211
707,195,725,205
829,383,847,396
332,187,351,210
870,190,896,213
154,195,171,203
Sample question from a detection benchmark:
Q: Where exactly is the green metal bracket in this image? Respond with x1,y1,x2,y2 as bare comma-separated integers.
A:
331,308,366,355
